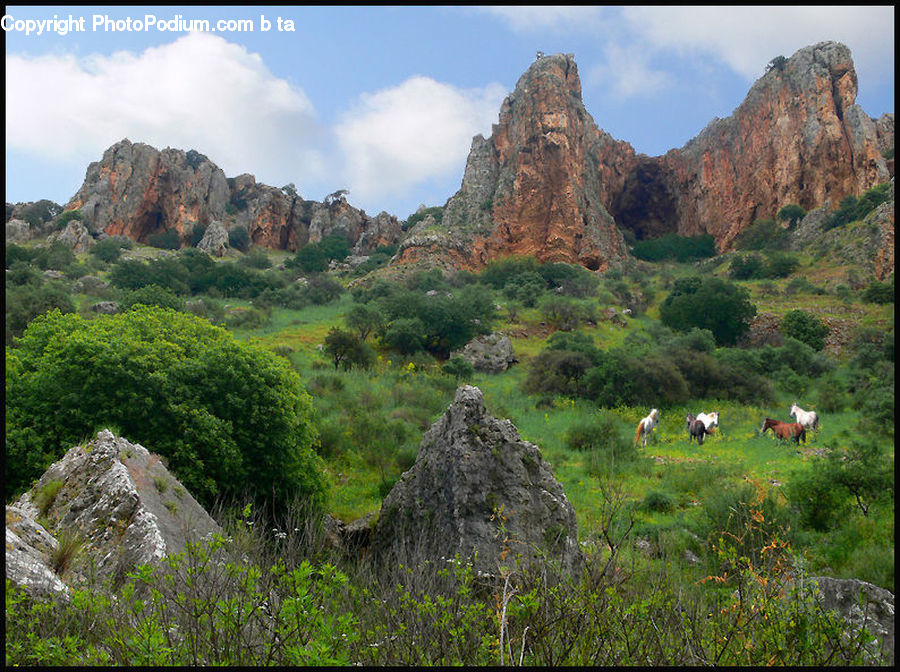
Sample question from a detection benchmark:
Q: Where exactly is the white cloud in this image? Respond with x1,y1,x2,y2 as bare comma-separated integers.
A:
5,32,328,187
585,42,672,99
335,76,507,201
621,6,894,81
474,6,609,33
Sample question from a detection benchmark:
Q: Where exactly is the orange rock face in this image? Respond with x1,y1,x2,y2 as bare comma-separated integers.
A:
66,141,401,254
398,53,633,272
399,42,892,272
647,42,892,250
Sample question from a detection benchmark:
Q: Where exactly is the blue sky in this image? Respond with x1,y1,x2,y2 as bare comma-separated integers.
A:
5,5,895,221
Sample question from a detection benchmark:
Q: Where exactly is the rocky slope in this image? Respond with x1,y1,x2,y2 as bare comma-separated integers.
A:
63,139,401,255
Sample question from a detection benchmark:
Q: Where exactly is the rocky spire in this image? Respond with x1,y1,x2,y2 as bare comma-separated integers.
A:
397,53,634,272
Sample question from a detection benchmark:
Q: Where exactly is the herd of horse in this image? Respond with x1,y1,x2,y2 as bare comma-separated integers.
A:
634,404,820,447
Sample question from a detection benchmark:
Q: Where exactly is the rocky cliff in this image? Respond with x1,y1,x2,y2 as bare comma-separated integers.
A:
397,53,633,272
398,42,893,271
652,41,893,250
64,139,402,255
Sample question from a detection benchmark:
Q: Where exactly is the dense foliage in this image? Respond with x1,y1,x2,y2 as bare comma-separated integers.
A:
5,306,326,510
659,276,757,345
630,233,717,262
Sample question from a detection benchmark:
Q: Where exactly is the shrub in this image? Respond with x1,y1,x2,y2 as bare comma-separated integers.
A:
641,491,676,513
89,236,133,263
54,209,84,230
762,252,799,278
34,241,76,271
776,204,806,227
119,284,185,312
733,219,789,251
442,356,475,381
148,229,182,250
780,309,829,351
861,279,893,304
228,226,251,253
659,276,756,346
729,254,765,280
631,233,716,262
6,282,76,344
5,307,326,511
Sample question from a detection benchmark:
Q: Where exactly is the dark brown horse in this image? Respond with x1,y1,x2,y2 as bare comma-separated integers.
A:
761,418,806,444
686,413,709,445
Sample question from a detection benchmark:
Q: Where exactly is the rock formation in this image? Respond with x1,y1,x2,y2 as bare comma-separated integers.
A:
651,42,893,250
372,385,582,575
63,139,402,255
5,430,221,596
398,53,633,272
451,332,517,373
811,576,894,665
397,42,892,272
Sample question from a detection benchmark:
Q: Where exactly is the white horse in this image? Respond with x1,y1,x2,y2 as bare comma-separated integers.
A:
790,404,819,431
697,411,719,432
635,408,659,447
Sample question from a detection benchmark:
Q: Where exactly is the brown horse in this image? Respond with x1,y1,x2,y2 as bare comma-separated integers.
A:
686,413,709,445
761,418,806,444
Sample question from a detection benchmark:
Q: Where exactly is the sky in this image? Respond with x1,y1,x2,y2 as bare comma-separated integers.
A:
4,5,895,221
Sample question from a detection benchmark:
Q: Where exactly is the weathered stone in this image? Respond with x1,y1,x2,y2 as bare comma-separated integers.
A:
73,275,111,295
397,53,631,273
5,217,32,242
811,576,894,665
5,430,222,596
48,220,95,252
451,332,517,373
196,220,229,257
372,385,581,576
91,301,120,314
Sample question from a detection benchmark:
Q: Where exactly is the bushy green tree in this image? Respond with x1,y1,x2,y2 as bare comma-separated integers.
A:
323,327,374,371
148,229,182,250
776,204,806,227
659,276,756,345
729,254,765,280
5,307,326,510
228,226,251,252
780,309,829,351
5,283,76,344
89,236,133,263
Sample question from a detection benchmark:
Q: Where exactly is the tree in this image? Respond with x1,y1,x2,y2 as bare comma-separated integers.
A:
323,327,373,371
5,307,326,511
345,303,385,341
228,226,251,253
659,276,756,346
780,309,829,351
776,204,806,228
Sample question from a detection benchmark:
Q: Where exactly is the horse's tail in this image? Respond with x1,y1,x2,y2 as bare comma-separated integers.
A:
635,421,643,445
812,413,820,431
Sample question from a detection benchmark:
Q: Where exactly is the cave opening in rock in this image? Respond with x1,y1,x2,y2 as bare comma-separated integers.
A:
611,161,679,241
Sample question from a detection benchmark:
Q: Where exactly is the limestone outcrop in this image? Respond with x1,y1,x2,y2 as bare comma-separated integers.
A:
5,430,221,597
63,140,402,255
652,42,892,250
397,42,892,271
397,53,633,272
812,576,894,665
451,332,517,373
372,385,581,575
